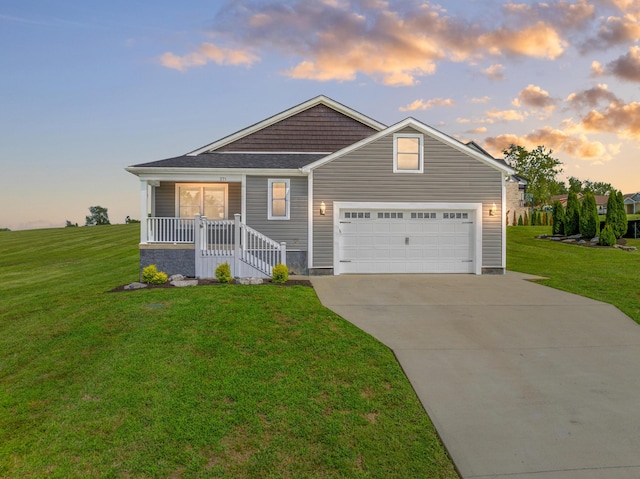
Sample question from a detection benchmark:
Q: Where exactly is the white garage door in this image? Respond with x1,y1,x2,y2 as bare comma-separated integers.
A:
338,208,475,274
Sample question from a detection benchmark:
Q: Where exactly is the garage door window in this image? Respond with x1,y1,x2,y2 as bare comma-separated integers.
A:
393,133,423,173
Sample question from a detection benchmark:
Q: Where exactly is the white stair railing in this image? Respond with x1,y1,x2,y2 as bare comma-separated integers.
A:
234,214,286,277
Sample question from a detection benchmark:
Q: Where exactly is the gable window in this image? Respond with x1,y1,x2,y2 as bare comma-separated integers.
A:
268,179,290,220
393,133,423,173
175,184,228,219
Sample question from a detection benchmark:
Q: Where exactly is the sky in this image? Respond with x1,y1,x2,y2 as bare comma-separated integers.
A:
1,0,639,230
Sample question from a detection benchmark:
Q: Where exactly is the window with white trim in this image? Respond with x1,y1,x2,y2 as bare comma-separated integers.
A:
268,179,290,220
175,183,228,219
393,133,423,173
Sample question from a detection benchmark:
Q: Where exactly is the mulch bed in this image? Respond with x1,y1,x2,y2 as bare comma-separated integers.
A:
108,278,313,293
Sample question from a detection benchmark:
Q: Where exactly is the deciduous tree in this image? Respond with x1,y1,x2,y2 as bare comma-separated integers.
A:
85,206,110,226
503,145,564,206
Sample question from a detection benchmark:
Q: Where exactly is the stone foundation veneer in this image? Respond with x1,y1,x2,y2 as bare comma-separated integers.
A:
140,245,195,279
140,245,308,278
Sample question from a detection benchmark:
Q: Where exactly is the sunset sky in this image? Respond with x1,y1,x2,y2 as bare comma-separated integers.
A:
2,0,639,230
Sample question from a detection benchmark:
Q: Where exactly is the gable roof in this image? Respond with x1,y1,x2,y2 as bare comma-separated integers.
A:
186,95,386,156
301,117,515,175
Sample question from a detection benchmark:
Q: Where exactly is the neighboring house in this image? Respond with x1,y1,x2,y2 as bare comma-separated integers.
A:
126,96,514,278
465,141,528,225
623,193,640,214
550,193,610,214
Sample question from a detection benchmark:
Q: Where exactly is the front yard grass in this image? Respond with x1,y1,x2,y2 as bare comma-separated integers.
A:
0,225,457,478
507,226,640,323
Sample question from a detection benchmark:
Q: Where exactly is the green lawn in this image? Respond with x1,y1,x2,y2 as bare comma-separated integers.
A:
507,226,640,323
0,225,457,478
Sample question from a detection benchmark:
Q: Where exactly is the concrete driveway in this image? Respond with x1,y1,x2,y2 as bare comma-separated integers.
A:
311,273,640,479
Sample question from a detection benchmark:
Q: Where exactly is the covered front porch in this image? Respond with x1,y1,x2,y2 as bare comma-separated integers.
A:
137,178,286,278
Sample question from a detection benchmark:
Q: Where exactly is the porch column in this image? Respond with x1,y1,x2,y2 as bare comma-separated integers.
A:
140,180,148,244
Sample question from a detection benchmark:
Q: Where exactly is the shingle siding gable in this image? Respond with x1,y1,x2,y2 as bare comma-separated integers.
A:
215,105,377,153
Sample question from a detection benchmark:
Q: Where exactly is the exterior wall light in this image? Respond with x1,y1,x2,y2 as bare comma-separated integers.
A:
490,203,497,216
320,201,326,216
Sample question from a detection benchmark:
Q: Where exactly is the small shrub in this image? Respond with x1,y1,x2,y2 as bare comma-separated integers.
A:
524,211,529,226
272,263,289,284
517,214,523,226
512,211,516,226
599,224,616,246
215,262,233,283
142,264,168,284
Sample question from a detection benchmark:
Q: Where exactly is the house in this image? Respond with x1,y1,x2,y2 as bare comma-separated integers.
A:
126,96,514,278
550,193,610,214
624,193,640,214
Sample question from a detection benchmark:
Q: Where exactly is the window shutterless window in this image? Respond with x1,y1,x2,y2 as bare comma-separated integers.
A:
175,184,228,219
393,133,423,173
268,179,290,220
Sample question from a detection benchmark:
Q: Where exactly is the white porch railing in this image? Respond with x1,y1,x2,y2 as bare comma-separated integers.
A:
144,215,286,277
146,217,195,243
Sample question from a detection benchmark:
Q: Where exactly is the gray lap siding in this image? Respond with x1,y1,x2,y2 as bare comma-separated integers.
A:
312,127,504,269
245,176,308,251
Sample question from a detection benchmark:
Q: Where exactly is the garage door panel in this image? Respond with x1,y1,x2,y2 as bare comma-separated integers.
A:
338,208,475,274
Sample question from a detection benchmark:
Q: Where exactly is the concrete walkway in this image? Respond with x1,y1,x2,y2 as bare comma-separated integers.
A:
310,273,640,479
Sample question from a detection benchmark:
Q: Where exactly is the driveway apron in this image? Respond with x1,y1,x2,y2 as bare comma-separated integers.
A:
311,273,640,479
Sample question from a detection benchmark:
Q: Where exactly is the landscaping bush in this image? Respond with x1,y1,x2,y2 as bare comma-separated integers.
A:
552,200,564,235
272,263,289,284
615,190,628,238
579,191,599,239
599,224,616,246
512,211,517,226
141,264,168,284
215,262,233,283
564,190,580,235
524,211,529,226
518,214,523,226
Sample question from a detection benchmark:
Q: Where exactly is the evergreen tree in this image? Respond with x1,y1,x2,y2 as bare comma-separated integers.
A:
564,191,580,235
615,190,628,238
579,191,599,239
599,224,616,246
552,200,564,234
531,210,537,226
512,211,516,226
518,214,523,226
524,211,529,226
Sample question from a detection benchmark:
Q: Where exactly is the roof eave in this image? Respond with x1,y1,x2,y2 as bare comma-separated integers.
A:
125,166,308,179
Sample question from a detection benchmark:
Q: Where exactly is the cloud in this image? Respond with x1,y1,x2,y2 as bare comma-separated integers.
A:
605,45,640,81
582,14,640,51
484,127,615,161
471,96,491,104
159,43,259,71
580,99,640,139
482,64,505,81
591,60,605,76
466,127,488,134
486,108,526,122
399,97,454,112
512,84,557,111
157,1,572,82
565,83,619,109
503,0,595,30
478,21,567,59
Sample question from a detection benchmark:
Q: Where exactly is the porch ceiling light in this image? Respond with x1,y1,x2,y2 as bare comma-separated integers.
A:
320,201,326,216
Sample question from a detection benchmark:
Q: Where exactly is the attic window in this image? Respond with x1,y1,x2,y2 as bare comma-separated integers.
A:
393,133,423,173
